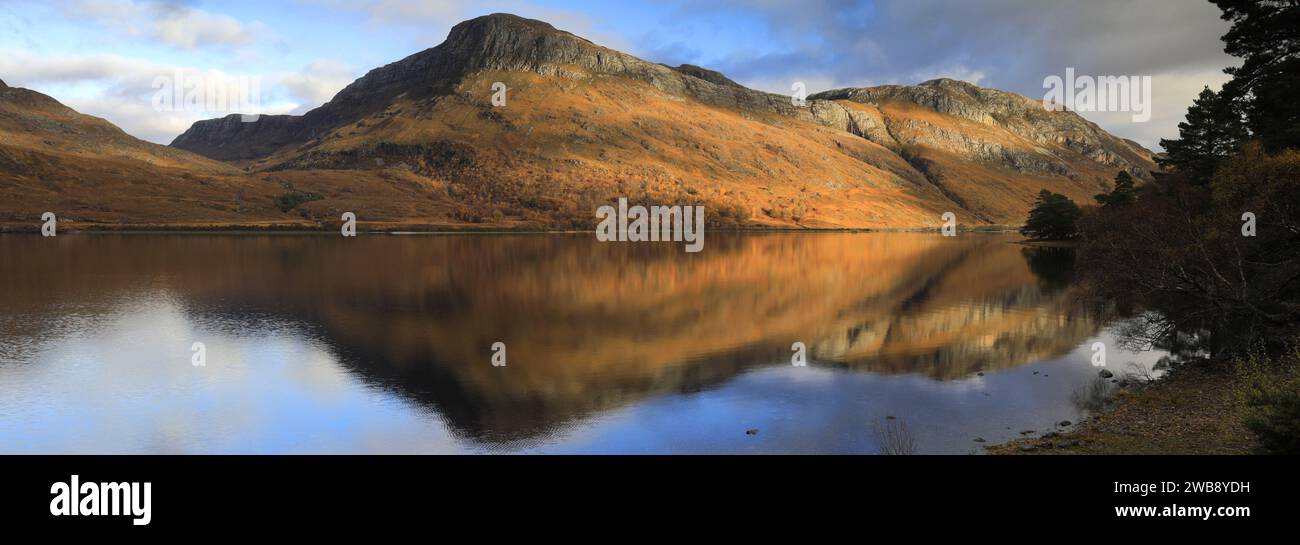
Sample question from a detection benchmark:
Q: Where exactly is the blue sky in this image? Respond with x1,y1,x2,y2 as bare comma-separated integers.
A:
0,0,1236,148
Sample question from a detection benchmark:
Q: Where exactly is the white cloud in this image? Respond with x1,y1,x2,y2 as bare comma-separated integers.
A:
656,0,1238,151
278,60,356,114
0,49,338,143
295,0,630,52
0,49,180,86
1076,68,1233,151
63,0,266,49
361,0,462,26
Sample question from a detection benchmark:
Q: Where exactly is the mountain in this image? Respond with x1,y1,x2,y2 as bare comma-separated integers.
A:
0,81,278,228
4,13,1156,230
172,13,1155,228
0,83,231,175
0,82,468,230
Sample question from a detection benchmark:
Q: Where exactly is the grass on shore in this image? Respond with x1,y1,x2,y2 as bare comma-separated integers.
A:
990,364,1259,455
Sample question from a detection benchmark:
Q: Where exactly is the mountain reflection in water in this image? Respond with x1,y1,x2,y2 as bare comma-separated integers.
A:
0,233,1160,453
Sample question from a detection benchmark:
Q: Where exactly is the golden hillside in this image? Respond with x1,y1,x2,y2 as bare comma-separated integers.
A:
2,14,1157,230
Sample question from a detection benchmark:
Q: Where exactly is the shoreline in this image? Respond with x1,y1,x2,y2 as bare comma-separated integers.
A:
988,364,1258,455
0,224,1025,235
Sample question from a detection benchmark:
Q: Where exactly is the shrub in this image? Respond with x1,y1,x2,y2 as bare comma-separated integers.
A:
872,418,916,455
1236,343,1300,454
274,191,323,212
1245,391,1300,454
450,206,484,223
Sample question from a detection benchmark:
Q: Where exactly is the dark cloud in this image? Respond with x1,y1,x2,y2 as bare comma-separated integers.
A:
641,0,1237,148
657,0,1233,91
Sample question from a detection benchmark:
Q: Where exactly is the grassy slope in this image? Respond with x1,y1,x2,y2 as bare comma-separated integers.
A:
0,85,296,229
850,99,1137,223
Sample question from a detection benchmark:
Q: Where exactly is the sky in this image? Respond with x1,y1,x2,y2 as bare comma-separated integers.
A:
0,0,1237,149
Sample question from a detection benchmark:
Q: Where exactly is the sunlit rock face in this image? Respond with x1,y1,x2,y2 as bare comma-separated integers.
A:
2,233,1099,442
809,79,1156,222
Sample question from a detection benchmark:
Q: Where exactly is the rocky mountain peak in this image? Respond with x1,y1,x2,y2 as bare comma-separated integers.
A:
444,13,574,47
919,77,976,88
670,64,742,87
0,78,7,89
171,12,675,160
430,12,604,76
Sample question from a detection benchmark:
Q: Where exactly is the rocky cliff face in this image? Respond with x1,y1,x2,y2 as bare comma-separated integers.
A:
811,79,1154,179
669,64,743,87
167,113,300,162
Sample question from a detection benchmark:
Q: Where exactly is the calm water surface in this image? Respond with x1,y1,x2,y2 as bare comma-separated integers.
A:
0,233,1163,454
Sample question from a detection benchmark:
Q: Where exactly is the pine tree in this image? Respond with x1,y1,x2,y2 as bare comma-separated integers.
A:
1094,170,1137,207
1021,189,1082,240
1213,0,1300,151
1158,87,1247,184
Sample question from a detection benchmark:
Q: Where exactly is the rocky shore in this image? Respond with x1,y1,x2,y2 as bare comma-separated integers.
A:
989,365,1258,455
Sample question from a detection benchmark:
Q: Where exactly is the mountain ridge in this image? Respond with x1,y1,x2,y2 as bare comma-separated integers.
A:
174,14,1153,178
4,13,1156,230
172,13,813,161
